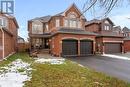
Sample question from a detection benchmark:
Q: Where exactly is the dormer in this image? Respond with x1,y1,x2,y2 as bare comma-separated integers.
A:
101,18,114,31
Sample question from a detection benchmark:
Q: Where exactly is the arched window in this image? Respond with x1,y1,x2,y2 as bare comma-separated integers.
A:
68,12,77,19
64,12,81,28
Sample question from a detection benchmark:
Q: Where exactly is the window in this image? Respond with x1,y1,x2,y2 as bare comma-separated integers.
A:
0,17,8,28
104,25,110,30
64,19,68,27
32,23,43,34
56,19,60,27
78,21,81,28
46,24,49,31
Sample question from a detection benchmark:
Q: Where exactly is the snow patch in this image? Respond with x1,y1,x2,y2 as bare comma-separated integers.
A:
102,54,130,60
35,58,65,64
0,59,32,87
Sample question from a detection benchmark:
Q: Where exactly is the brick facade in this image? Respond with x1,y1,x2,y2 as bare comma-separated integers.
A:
0,14,19,59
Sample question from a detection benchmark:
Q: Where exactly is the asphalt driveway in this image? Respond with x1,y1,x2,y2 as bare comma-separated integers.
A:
67,54,130,82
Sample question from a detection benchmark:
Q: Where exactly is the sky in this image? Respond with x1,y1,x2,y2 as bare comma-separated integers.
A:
13,0,130,41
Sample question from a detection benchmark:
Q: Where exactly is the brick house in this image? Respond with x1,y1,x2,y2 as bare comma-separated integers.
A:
0,13,19,59
85,18,124,54
28,4,124,57
122,27,130,52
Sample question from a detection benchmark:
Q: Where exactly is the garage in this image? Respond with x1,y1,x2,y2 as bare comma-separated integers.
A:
62,39,78,56
105,43,122,54
80,40,93,55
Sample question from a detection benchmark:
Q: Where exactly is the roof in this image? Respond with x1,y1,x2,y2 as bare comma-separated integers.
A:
53,28,98,36
29,33,52,38
30,15,51,23
2,28,13,36
29,3,86,23
124,37,130,40
113,26,121,31
97,33,124,38
85,17,114,26
122,27,130,32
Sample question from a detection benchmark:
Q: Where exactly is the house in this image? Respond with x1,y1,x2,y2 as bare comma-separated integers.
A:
0,13,19,59
28,4,98,57
28,4,124,57
17,36,25,52
122,27,130,52
85,18,124,54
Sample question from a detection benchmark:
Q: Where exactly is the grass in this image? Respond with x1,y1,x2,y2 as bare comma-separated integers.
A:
0,53,130,87
0,52,33,68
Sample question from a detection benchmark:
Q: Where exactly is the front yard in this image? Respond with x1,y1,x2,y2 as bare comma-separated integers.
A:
0,53,130,87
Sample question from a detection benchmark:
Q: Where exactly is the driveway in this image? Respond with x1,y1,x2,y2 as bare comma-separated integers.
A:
67,54,130,83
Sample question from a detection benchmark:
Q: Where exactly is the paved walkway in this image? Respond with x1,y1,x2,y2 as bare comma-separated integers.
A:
37,53,62,59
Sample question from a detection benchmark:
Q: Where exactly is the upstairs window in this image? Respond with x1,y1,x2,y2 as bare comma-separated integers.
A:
32,23,43,34
104,25,110,30
0,17,8,28
56,19,60,27
46,24,49,31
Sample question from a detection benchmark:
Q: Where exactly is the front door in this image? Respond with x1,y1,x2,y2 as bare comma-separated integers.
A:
44,38,49,49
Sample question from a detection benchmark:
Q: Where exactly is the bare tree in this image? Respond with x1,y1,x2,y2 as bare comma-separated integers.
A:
82,0,129,17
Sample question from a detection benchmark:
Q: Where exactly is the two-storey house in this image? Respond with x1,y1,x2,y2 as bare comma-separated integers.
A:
85,18,124,54
28,4,98,57
0,13,19,59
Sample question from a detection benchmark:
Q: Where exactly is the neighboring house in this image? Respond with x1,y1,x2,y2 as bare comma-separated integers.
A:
17,36,25,52
0,13,19,59
85,18,124,54
28,3,124,57
122,27,130,52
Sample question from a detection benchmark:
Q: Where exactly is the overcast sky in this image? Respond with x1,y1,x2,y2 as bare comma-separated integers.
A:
14,0,130,40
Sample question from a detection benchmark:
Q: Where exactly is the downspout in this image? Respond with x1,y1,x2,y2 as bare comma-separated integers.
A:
0,26,4,59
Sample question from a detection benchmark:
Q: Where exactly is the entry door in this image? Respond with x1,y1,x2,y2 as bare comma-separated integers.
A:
62,40,78,56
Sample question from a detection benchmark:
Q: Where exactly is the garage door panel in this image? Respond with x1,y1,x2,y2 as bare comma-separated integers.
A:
105,43,121,54
80,40,93,55
62,40,78,56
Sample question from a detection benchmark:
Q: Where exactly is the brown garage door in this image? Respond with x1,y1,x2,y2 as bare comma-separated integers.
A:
62,39,78,56
105,43,122,54
80,40,93,55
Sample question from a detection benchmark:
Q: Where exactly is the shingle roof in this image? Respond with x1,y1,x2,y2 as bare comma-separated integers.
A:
97,33,124,37
85,17,114,26
30,15,51,23
124,37,130,40
122,27,130,32
55,28,98,35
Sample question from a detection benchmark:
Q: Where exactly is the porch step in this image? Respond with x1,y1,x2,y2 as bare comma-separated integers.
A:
39,49,50,54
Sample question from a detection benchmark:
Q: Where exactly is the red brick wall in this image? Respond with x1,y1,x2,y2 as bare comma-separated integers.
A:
96,37,124,53
124,40,130,52
4,32,14,57
51,34,96,56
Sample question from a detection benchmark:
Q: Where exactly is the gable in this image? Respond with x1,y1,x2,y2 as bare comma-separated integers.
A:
63,4,84,18
104,20,109,24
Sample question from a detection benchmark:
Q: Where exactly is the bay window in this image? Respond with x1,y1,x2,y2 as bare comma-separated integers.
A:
32,23,43,34
0,17,8,28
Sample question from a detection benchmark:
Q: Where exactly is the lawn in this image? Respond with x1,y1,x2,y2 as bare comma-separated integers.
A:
0,53,130,87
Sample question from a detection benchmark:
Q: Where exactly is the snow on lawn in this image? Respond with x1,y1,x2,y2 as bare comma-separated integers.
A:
102,54,130,60
35,58,65,64
0,59,32,87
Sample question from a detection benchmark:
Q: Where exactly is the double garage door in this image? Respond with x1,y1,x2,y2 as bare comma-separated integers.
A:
105,43,122,54
62,39,93,56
